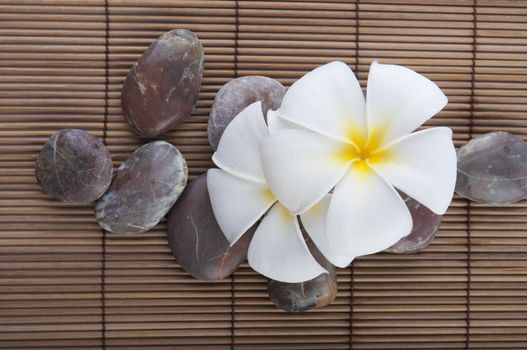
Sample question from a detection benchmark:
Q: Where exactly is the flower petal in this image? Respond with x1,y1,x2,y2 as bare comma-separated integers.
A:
300,195,354,268
212,101,269,183
366,61,448,146
207,169,276,244
368,127,456,215
261,129,355,214
327,162,413,259
267,109,302,134
248,203,327,283
278,61,367,145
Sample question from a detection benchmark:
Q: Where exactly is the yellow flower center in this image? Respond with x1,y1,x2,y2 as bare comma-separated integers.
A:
336,127,390,171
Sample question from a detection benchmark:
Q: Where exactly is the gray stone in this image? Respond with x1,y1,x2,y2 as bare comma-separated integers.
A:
208,76,285,150
267,238,337,312
95,141,187,234
456,131,527,204
35,129,112,204
386,192,442,254
167,174,254,280
122,29,204,137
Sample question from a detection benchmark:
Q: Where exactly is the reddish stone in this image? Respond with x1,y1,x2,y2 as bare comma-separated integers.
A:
208,76,285,150
95,141,187,234
386,192,442,254
35,129,112,204
167,174,254,280
456,131,527,204
267,238,337,312
122,29,204,137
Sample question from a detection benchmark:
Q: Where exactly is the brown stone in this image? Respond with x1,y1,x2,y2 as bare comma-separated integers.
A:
121,29,204,137
385,192,442,254
267,238,337,312
35,129,112,204
167,174,254,280
208,76,285,150
456,131,527,204
95,141,187,234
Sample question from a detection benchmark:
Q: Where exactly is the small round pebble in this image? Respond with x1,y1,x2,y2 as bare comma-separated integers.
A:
95,141,187,234
122,29,204,137
267,239,337,312
208,76,286,150
35,129,112,204
385,192,442,254
167,174,254,280
456,131,527,204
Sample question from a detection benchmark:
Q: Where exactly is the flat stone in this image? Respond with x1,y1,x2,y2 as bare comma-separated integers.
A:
35,129,112,204
122,29,204,137
208,76,285,150
456,131,527,204
167,174,254,280
95,141,187,234
267,238,337,312
385,192,442,254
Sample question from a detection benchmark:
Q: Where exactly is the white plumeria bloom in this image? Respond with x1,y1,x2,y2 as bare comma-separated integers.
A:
207,101,337,283
261,61,457,267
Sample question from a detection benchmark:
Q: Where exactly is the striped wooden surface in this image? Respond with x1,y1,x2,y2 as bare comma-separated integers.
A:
0,0,526,349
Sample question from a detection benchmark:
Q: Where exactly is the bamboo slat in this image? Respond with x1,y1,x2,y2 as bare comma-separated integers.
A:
0,0,526,349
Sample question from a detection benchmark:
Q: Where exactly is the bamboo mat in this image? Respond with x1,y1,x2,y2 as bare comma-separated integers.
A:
0,0,526,349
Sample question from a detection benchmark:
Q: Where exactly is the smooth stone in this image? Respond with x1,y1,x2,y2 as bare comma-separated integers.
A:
35,129,112,204
267,238,337,312
95,141,187,234
456,131,527,204
167,174,254,280
385,192,442,254
208,76,285,150
122,29,204,137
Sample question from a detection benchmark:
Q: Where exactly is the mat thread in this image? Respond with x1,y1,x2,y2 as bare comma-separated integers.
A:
231,3,240,349
350,1,360,348
101,0,110,348
465,1,477,348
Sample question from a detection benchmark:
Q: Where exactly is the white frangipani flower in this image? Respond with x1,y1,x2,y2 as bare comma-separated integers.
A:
207,101,333,283
261,61,457,267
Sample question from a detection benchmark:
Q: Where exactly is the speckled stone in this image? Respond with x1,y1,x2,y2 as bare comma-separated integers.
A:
35,129,112,204
121,29,204,137
208,76,285,150
456,131,527,204
267,238,337,312
95,141,187,234
167,174,254,280
385,192,443,254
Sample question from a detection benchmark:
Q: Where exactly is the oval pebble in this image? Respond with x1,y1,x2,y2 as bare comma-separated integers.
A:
35,129,112,204
208,76,285,150
167,174,254,280
122,29,204,137
267,239,337,312
456,131,527,204
95,141,187,234
385,192,442,254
